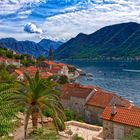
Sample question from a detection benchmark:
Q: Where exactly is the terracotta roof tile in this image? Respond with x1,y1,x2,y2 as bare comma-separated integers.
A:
61,83,94,99
26,66,37,72
101,106,140,128
40,72,53,79
87,90,114,108
15,69,23,75
44,60,54,65
0,57,6,61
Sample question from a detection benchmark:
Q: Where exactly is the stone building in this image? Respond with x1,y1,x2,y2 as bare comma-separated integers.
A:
101,106,140,140
61,83,94,118
85,89,131,124
60,83,132,124
0,56,21,68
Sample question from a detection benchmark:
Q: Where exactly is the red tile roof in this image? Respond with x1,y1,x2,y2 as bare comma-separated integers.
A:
26,66,37,72
87,90,114,108
0,57,6,62
40,72,53,79
101,106,140,128
61,83,94,99
15,69,23,75
44,60,53,65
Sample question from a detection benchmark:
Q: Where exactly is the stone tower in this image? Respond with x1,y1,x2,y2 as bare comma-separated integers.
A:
49,47,53,62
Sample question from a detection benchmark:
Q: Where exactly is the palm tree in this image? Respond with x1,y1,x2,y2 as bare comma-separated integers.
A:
16,71,66,138
0,83,18,136
0,66,16,84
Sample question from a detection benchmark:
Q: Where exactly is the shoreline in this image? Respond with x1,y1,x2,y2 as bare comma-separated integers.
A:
55,58,140,63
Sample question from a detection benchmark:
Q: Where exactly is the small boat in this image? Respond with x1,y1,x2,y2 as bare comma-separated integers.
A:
87,77,93,81
119,64,127,67
86,73,93,77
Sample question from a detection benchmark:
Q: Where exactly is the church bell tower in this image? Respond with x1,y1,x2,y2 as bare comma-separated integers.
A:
49,47,53,62
49,47,53,70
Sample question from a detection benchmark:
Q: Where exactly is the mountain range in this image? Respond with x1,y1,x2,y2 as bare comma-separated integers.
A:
0,38,62,57
55,22,140,60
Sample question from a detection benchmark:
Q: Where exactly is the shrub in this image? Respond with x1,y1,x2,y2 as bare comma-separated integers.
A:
58,75,69,84
64,109,84,122
123,129,140,140
29,128,59,140
72,134,84,140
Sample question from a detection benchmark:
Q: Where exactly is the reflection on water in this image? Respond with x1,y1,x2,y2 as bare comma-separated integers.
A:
63,60,140,106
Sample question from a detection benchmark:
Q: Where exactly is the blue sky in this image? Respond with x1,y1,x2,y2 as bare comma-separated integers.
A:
0,0,140,42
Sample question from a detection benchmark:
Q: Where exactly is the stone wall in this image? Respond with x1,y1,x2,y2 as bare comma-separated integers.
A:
61,97,86,118
85,105,104,124
61,99,71,109
61,98,104,124
103,120,136,140
70,97,86,117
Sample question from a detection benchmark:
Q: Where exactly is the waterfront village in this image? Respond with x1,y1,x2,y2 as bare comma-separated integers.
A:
0,48,140,140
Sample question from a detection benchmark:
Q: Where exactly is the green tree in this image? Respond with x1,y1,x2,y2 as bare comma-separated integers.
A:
37,55,46,62
16,71,66,138
123,129,140,140
58,75,69,84
0,67,16,84
0,83,18,137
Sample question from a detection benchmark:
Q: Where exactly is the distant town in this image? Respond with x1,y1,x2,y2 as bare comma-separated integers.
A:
0,47,140,140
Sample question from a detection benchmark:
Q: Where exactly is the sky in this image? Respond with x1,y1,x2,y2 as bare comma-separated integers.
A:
0,0,140,42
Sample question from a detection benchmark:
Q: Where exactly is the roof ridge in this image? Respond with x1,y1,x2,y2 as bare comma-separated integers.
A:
108,106,140,112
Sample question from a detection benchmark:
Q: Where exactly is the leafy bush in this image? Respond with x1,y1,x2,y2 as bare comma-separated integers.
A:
58,75,69,84
123,129,140,140
68,67,76,73
72,134,84,140
29,128,59,140
64,109,84,122
0,83,18,136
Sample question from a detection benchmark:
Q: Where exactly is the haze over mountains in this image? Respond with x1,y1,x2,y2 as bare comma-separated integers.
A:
55,22,140,60
0,22,140,60
0,38,62,57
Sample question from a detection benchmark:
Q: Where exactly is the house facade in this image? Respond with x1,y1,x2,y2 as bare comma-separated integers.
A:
0,57,21,68
60,83,133,125
101,106,140,140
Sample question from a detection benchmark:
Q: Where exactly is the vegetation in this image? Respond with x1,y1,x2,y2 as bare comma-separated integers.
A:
72,134,84,140
0,47,35,67
68,67,76,73
37,55,46,62
20,59,35,67
65,109,84,122
55,22,140,60
16,71,66,138
0,38,62,58
48,75,69,84
58,75,69,84
0,66,16,84
123,129,140,140
0,83,18,136
29,128,59,140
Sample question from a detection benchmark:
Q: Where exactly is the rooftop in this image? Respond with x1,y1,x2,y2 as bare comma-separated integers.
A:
61,83,94,99
87,90,114,108
15,69,23,75
101,106,140,128
0,57,6,61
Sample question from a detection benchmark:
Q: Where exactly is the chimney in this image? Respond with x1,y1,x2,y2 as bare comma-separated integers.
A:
111,104,116,116
74,83,80,87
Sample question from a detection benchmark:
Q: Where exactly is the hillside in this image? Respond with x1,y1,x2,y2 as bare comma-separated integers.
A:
55,22,140,60
0,38,62,57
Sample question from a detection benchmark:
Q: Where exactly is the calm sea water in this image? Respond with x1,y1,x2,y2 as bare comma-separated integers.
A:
63,60,140,107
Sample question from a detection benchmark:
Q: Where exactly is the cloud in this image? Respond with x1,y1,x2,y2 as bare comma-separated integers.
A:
24,22,43,34
41,0,140,41
0,0,45,18
0,0,140,41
